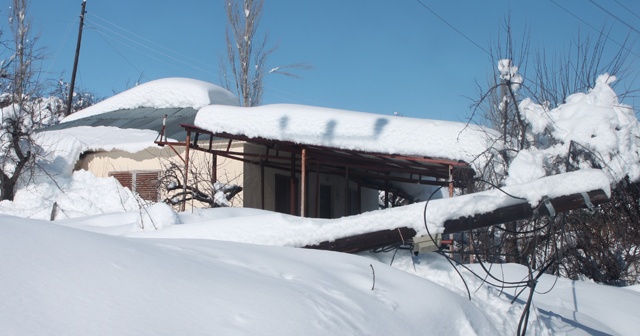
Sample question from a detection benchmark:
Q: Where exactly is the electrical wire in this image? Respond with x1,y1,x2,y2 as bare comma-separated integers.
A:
426,177,564,334
587,0,640,36
473,178,527,201
89,25,145,75
373,173,564,336
550,0,640,60
85,17,216,76
612,0,640,21
420,186,472,300
88,13,216,72
85,13,322,106
413,0,491,57
44,18,76,75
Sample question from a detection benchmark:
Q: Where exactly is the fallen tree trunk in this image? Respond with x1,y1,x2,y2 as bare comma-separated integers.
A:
304,189,609,253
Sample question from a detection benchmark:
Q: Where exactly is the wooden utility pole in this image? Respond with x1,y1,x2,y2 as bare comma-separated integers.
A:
305,189,610,254
66,0,87,117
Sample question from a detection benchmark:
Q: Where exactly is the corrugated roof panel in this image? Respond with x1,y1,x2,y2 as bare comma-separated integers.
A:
39,107,199,141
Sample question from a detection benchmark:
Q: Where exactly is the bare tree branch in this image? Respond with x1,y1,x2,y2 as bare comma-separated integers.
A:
220,0,310,106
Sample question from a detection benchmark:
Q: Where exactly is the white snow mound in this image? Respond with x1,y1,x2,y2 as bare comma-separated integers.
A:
63,78,239,122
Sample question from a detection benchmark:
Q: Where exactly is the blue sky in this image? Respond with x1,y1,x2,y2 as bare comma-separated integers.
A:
2,0,639,121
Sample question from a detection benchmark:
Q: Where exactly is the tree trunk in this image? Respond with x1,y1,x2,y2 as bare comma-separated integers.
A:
1,174,16,201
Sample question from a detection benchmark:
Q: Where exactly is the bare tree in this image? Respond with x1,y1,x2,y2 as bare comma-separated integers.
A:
0,0,50,200
50,76,99,114
220,0,309,106
531,28,634,109
158,154,243,210
468,19,640,285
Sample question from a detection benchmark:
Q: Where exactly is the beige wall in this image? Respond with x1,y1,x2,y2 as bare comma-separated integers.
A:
77,141,378,217
76,141,246,208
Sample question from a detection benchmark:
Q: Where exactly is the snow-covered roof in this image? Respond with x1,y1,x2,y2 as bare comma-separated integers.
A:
35,126,162,174
62,78,239,123
195,104,493,163
45,107,198,142
54,78,491,166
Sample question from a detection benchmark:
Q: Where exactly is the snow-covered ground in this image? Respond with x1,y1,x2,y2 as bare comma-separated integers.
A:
2,207,640,335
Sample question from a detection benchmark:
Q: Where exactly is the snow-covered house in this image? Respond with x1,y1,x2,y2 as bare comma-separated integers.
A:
43,78,492,218
42,78,243,206
175,104,492,218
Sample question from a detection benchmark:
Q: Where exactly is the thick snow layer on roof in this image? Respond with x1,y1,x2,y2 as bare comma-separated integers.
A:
35,126,160,173
195,104,493,163
63,78,238,123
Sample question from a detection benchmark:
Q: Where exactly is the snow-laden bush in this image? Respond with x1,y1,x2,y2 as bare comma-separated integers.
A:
510,74,640,186
136,202,181,231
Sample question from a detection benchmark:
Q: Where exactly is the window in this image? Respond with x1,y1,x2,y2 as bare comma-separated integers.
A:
109,171,160,202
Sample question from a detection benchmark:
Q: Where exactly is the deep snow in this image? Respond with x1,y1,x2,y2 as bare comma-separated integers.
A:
1,215,499,336
2,208,640,335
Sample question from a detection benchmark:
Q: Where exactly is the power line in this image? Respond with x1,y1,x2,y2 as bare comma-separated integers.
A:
79,12,322,106
88,25,144,75
84,17,217,76
413,0,491,57
86,17,318,104
550,0,640,60
612,0,640,21
587,0,640,35
88,13,215,72
44,19,75,75
88,22,210,80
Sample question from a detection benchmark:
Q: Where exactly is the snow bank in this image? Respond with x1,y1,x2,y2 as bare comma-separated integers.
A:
0,217,497,336
0,126,169,221
62,78,239,122
0,170,141,220
366,250,640,335
2,207,636,335
0,125,163,221
137,202,181,231
53,203,180,235
195,104,494,163
464,262,640,335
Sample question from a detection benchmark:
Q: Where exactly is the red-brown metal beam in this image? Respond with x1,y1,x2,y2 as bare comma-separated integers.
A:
179,125,472,172
301,147,307,217
182,130,191,212
290,150,296,216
